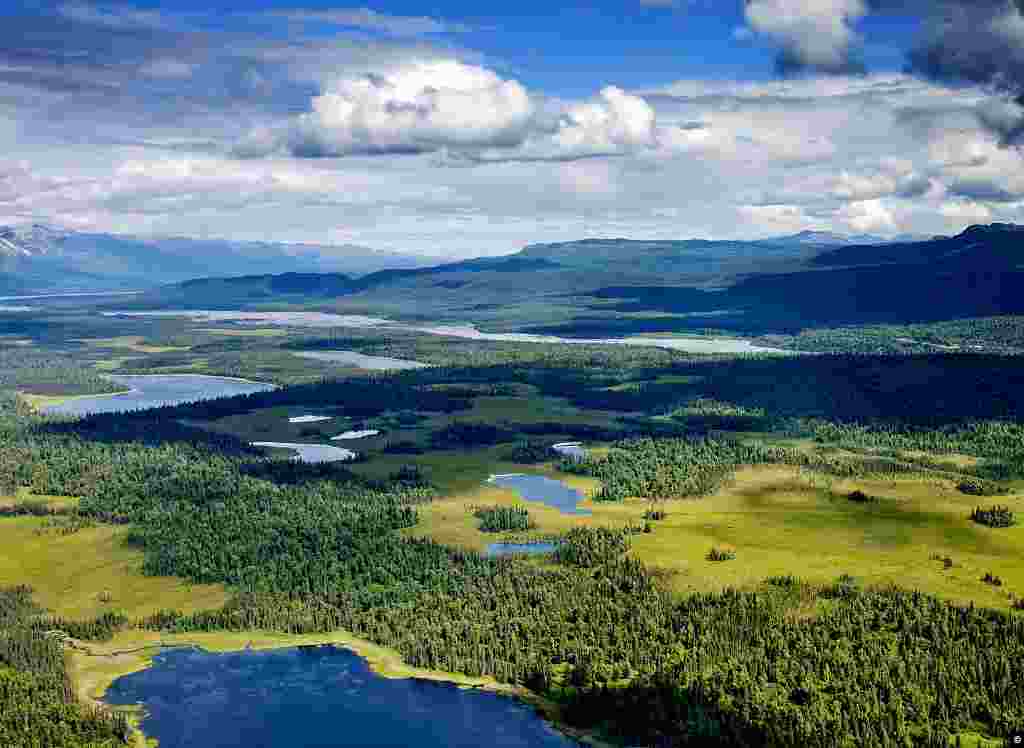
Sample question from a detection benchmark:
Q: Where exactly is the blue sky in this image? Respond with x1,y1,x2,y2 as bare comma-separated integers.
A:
1,1,1023,256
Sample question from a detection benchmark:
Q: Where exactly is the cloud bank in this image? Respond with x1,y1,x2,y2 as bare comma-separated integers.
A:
237,60,683,163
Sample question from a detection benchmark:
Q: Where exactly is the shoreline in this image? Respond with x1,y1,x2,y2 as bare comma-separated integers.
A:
69,629,617,748
27,373,276,415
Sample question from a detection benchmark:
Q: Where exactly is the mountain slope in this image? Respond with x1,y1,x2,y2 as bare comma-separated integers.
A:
0,224,440,292
568,223,1024,334
119,224,1024,336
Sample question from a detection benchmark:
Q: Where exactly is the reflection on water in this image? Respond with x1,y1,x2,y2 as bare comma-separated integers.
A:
250,442,357,463
487,474,590,516
485,542,558,558
104,645,580,748
551,442,586,462
295,350,429,370
43,374,274,417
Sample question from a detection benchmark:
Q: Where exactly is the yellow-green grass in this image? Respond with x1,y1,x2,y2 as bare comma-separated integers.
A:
0,487,79,512
75,336,189,354
0,516,227,620
404,458,1024,610
16,391,111,412
402,467,619,552
625,465,1024,608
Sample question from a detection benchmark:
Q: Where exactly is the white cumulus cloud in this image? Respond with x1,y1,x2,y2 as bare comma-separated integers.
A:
743,0,868,73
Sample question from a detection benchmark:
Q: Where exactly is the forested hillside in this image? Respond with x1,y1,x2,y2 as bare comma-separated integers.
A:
2,346,1024,746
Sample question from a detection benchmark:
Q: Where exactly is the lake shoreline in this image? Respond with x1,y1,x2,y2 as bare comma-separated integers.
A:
71,629,617,748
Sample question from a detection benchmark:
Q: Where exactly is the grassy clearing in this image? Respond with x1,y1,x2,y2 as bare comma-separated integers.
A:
626,465,1024,608
404,456,1024,610
189,393,620,484
0,516,227,620
0,487,79,512
16,391,109,411
75,336,189,354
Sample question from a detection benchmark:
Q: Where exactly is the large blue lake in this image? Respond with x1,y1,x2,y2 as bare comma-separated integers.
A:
104,645,580,748
43,374,274,417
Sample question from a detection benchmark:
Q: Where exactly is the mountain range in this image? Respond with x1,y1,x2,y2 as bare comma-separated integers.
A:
118,223,1022,335
0,224,442,294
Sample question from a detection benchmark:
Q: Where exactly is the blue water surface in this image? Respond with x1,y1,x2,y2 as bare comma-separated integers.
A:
485,542,558,557
105,645,580,748
44,374,274,416
488,475,591,516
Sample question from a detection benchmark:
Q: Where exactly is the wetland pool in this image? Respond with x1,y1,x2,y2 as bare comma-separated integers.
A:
487,474,591,516
42,374,274,417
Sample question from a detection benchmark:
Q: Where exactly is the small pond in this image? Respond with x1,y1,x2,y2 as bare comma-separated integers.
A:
485,542,558,558
250,442,357,463
487,474,591,516
551,442,586,462
331,429,381,440
295,350,429,370
43,374,274,417
104,645,580,748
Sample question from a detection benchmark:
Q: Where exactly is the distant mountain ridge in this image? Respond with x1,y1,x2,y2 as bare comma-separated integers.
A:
114,222,1024,335
0,224,442,293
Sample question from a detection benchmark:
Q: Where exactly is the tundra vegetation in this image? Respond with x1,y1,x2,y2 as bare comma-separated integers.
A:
2,319,1024,747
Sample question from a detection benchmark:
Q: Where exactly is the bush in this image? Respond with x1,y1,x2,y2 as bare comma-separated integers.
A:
502,439,554,464
707,546,736,562
473,505,534,533
820,574,861,599
847,489,877,503
957,478,1006,497
929,553,955,569
970,505,1016,528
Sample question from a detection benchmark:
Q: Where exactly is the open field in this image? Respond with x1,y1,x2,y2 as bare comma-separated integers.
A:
627,466,1024,607
403,458,1024,611
0,487,79,512
0,515,228,620
16,390,110,411
76,336,190,354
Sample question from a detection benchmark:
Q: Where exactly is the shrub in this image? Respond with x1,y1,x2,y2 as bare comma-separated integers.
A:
820,574,861,599
707,547,736,562
957,478,1005,497
929,553,955,569
970,505,1016,528
847,490,877,503
502,439,554,464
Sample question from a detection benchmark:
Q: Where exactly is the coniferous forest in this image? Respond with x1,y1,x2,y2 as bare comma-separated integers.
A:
1,351,1024,747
